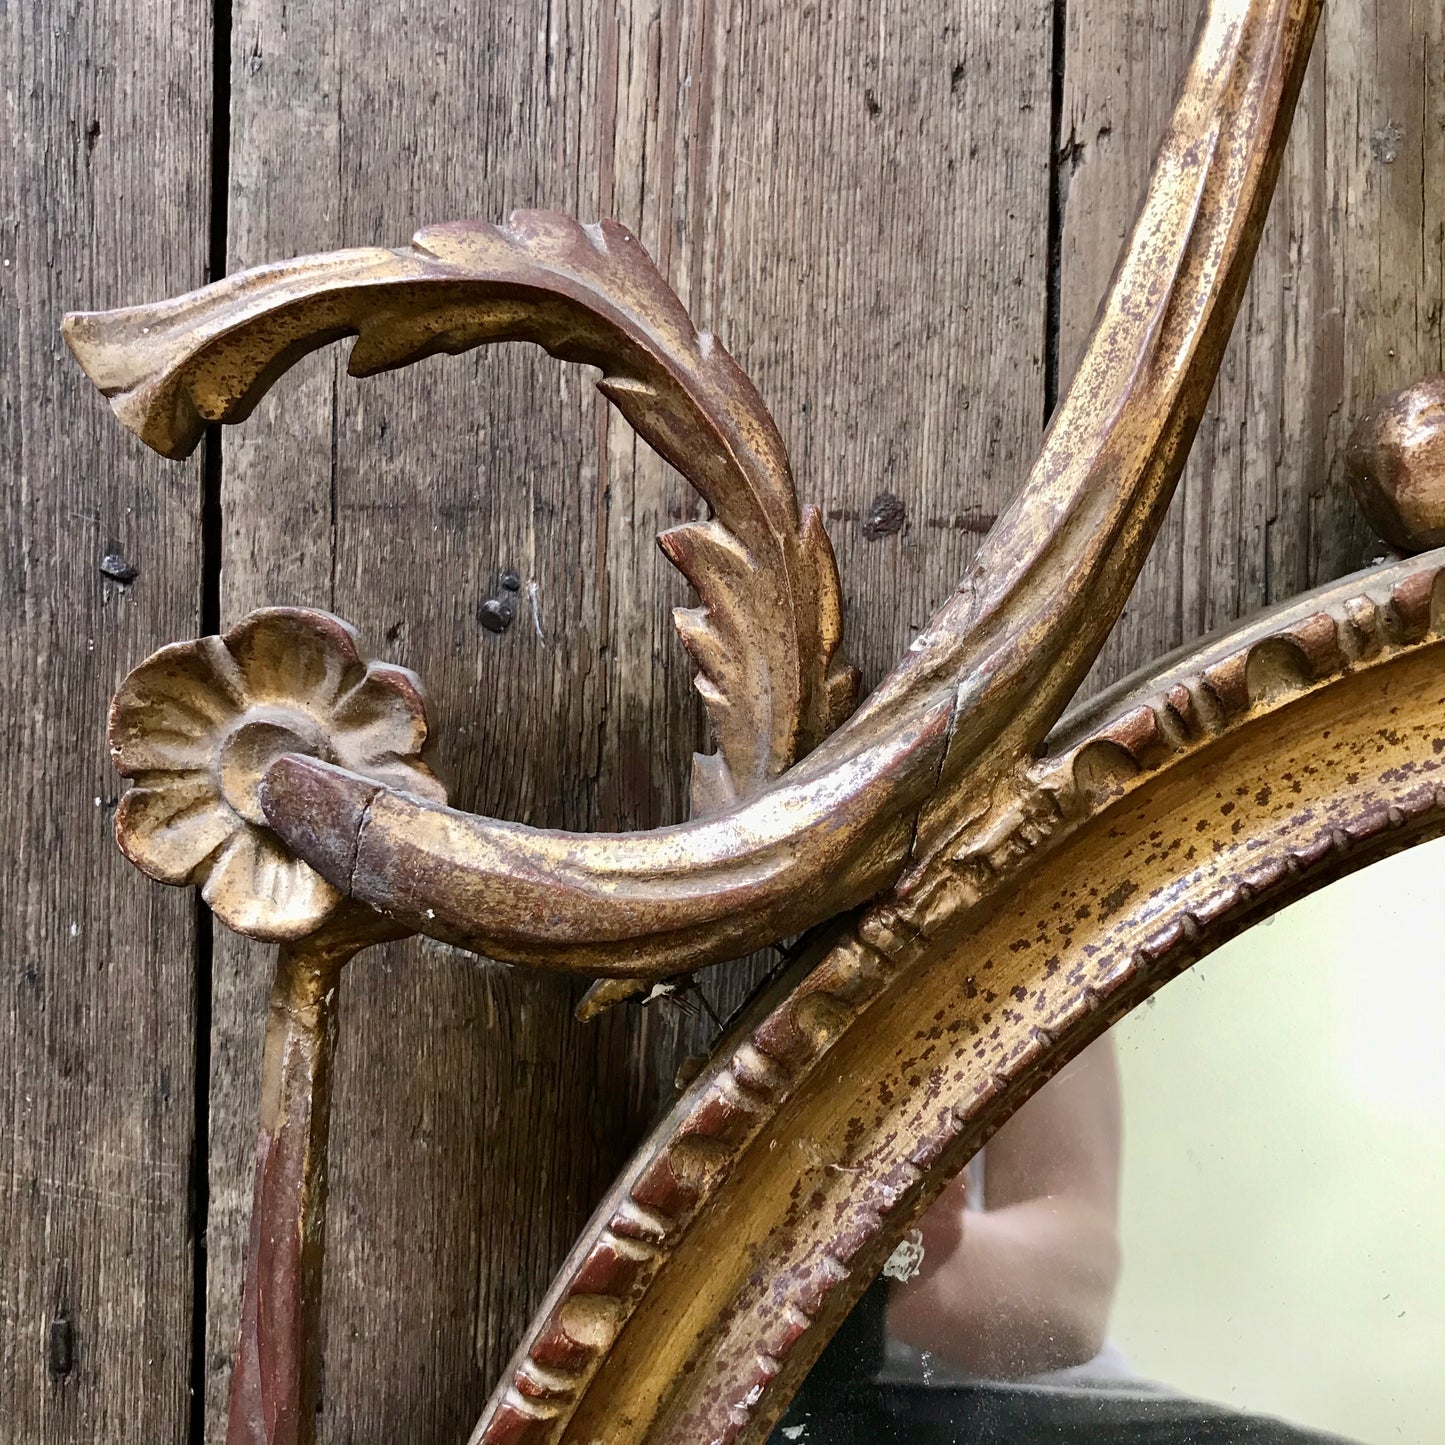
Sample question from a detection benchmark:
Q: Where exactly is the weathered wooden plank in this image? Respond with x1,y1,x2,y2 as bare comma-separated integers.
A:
202,4,346,1433
1061,0,1439,695
0,3,211,1442
213,1,1052,1440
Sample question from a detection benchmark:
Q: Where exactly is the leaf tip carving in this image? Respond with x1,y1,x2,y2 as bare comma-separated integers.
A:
62,306,205,459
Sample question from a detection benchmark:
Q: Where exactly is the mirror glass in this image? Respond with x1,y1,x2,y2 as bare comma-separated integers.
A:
772,834,1445,1444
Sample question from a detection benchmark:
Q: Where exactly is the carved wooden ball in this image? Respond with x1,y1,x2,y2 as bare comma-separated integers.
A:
1345,377,1445,552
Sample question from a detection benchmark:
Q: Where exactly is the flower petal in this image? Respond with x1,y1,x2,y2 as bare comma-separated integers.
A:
330,662,430,764
109,636,246,775
200,829,340,941
114,774,235,885
226,608,363,714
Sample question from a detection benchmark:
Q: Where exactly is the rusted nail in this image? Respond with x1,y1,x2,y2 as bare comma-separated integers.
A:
47,1314,73,1379
478,598,513,633
861,492,907,540
99,551,139,584
479,570,522,633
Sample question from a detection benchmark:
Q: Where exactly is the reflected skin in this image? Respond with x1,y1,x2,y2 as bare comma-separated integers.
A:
887,1036,1122,1378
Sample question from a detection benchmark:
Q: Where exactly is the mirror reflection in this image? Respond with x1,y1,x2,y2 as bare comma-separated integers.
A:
772,835,1445,1444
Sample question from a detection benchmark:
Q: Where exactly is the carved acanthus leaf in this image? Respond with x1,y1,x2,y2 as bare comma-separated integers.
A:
64,210,859,814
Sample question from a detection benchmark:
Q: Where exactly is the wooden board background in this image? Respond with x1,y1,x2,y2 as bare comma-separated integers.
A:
0,1,1435,1440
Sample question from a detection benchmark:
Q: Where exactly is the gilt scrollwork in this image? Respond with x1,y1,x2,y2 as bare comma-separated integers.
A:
60,0,1445,1443
66,210,858,818
67,0,1335,987
72,0,1323,999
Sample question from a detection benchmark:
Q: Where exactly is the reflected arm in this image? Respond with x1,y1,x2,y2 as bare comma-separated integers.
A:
887,1037,1122,1378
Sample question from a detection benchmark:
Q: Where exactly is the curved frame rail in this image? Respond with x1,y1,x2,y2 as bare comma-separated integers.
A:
474,550,1445,1445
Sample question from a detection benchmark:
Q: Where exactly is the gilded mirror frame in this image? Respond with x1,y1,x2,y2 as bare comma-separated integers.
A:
61,0,1445,1441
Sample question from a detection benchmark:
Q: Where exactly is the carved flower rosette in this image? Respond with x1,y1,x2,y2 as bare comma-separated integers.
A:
108,607,446,940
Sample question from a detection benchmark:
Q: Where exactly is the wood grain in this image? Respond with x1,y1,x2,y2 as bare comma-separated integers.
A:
211,1,1050,1441
0,2,211,1442
1062,0,1443,696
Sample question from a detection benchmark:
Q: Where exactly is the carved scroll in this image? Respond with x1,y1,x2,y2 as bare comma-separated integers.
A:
65,211,857,817
70,0,1323,991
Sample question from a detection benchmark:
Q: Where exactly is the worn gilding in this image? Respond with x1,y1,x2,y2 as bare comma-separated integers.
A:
63,1,1445,1443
